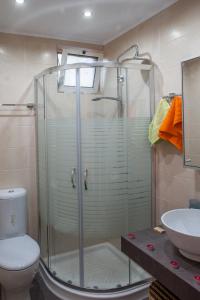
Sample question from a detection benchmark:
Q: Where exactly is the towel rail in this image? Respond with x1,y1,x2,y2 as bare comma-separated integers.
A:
0,103,35,110
163,93,182,103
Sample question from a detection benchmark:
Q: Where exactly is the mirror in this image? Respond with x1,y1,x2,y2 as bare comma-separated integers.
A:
182,57,200,168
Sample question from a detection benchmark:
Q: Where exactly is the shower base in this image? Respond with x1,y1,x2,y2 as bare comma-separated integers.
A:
48,242,150,290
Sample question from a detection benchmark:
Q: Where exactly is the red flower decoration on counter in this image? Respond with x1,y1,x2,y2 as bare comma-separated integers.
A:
146,243,155,251
194,275,200,284
128,233,136,239
170,260,180,269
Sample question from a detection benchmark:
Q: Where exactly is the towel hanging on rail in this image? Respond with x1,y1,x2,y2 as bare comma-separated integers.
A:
148,98,170,145
159,96,183,151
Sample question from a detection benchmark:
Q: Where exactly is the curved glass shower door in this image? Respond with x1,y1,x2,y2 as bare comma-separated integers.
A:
81,67,130,289
41,70,80,286
36,62,153,293
81,66,152,290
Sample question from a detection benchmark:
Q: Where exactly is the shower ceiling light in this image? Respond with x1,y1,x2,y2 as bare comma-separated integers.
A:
83,9,92,18
16,0,24,4
171,30,181,39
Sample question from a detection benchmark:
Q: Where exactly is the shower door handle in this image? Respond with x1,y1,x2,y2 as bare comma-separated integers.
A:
71,168,76,189
84,168,88,190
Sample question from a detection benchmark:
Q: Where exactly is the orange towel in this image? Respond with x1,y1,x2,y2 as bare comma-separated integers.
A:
159,96,183,151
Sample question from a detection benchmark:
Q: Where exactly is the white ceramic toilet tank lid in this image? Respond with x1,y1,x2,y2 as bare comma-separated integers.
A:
0,188,26,200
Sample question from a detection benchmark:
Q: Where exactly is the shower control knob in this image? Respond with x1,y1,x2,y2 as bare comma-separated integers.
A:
128,233,136,239
170,260,180,269
194,275,200,284
146,243,155,251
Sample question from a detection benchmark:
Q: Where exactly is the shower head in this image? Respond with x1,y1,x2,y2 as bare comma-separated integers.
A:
117,44,139,63
117,44,152,65
120,56,151,64
92,96,120,102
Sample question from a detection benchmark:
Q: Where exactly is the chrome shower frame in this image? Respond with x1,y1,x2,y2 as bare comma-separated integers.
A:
34,60,156,296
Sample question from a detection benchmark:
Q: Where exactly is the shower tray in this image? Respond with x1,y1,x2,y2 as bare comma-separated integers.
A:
46,242,150,290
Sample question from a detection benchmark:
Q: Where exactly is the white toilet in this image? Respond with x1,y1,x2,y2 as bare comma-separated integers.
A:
0,188,40,300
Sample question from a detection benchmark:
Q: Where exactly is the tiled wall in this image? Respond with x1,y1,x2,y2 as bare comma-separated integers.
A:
104,0,200,223
1,0,200,238
0,32,102,238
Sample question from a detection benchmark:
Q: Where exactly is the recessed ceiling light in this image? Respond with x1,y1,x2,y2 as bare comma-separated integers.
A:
83,9,92,18
171,30,181,39
16,0,24,4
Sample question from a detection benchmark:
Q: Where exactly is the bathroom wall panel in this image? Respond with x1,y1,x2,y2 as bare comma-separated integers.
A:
1,0,200,236
0,32,102,238
104,0,200,223
105,0,200,223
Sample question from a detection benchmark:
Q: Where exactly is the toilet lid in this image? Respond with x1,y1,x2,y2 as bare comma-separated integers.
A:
0,235,40,271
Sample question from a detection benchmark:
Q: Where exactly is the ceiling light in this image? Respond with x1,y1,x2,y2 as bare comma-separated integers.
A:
83,9,92,18
171,30,181,39
16,0,24,4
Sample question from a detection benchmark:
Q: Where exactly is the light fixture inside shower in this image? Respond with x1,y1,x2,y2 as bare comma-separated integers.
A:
83,9,93,18
16,0,24,4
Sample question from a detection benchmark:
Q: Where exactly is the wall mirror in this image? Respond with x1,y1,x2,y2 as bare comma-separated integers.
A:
182,57,200,168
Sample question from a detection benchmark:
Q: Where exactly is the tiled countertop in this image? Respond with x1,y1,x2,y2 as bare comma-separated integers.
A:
121,229,200,300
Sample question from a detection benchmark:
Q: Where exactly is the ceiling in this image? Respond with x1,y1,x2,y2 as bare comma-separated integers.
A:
0,0,177,45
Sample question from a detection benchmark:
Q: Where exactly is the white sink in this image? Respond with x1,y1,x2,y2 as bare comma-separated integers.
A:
161,208,200,262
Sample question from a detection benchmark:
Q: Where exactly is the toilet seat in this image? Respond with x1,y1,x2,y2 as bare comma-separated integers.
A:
0,235,40,271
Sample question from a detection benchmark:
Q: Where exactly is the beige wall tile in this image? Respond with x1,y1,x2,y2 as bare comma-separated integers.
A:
0,32,102,238
1,0,200,238
104,0,200,224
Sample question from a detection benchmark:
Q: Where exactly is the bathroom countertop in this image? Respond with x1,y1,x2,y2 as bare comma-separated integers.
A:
121,229,200,300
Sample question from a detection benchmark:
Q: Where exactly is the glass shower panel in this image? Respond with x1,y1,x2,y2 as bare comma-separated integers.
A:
126,67,152,231
80,66,152,290
36,63,153,292
126,67,152,285
36,76,48,263
80,67,131,290
44,70,80,287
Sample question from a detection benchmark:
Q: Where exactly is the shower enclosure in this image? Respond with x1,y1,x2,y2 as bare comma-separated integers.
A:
35,59,154,297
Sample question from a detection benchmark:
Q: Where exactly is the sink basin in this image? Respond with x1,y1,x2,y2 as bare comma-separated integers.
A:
161,208,200,262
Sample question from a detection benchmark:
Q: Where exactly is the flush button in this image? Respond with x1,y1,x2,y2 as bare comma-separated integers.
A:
128,233,136,239
170,260,180,269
